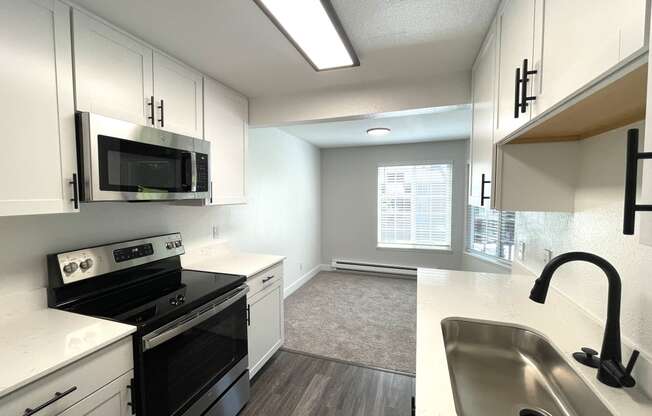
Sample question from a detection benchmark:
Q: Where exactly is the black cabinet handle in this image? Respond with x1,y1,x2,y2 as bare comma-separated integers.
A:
127,378,136,415
480,173,491,207
69,173,79,209
411,396,416,416
623,129,652,234
24,386,77,416
210,181,213,204
514,59,538,118
514,66,521,118
262,276,274,284
157,99,165,127
147,95,155,126
520,58,538,114
246,304,251,326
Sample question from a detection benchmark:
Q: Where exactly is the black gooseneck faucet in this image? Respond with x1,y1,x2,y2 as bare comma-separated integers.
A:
529,251,639,388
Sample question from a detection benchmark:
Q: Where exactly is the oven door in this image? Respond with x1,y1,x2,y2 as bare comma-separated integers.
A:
77,112,209,201
140,285,249,416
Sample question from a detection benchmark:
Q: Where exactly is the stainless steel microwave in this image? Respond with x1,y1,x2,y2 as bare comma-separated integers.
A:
75,112,209,202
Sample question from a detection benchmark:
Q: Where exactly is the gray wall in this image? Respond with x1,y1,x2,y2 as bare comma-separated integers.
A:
321,140,468,270
0,127,322,317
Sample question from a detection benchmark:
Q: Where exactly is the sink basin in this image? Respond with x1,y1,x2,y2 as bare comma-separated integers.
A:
441,318,613,416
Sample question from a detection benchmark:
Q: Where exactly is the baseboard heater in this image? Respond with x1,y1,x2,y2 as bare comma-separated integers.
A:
331,259,417,277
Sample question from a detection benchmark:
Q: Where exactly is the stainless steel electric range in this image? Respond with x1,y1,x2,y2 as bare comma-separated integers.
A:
47,233,250,416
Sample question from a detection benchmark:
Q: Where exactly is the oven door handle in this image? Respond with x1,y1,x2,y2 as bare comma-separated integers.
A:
142,285,249,352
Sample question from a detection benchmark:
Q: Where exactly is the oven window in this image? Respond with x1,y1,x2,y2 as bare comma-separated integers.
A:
98,135,192,193
142,297,248,416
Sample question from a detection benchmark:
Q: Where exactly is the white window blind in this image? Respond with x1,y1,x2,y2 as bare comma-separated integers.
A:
377,163,453,250
466,205,516,262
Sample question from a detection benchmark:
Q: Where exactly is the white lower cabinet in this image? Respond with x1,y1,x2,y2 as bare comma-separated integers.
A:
247,263,284,377
58,371,133,416
0,338,133,416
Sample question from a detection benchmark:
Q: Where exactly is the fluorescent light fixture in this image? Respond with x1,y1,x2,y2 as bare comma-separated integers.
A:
367,128,391,137
254,0,360,71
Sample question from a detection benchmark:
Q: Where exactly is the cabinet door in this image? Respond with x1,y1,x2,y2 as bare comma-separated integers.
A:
247,283,283,377
58,371,134,416
0,0,77,217
153,52,203,137
72,10,153,126
494,0,538,142
469,25,498,207
204,77,248,205
532,0,624,117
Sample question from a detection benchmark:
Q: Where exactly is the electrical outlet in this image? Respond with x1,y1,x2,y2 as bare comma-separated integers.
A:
517,242,526,261
212,225,219,240
543,249,553,264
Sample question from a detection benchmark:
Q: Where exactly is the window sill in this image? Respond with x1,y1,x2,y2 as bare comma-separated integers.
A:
464,250,512,270
377,244,453,254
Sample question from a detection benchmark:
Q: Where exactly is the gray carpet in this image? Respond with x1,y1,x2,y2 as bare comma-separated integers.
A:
284,271,417,374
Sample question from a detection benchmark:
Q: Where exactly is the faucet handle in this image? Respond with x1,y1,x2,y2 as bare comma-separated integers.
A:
625,350,640,375
600,352,638,388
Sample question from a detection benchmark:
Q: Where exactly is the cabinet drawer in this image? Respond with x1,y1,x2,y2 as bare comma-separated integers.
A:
0,337,133,416
247,263,283,297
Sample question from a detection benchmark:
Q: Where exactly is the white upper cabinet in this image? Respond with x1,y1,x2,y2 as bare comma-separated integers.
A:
153,52,204,137
0,0,78,217
72,9,154,126
203,77,248,205
469,23,498,207
532,0,647,118
494,0,538,143
72,12,203,137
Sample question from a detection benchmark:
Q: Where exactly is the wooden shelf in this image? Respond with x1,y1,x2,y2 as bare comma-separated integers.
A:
509,63,647,144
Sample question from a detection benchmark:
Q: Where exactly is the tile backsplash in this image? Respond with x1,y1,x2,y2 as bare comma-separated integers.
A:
514,121,652,361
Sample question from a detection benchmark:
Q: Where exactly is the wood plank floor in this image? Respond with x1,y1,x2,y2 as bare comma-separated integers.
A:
240,350,415,416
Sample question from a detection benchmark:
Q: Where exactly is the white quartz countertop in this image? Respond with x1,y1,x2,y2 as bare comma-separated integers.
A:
416,268,652,416
182,242,285,278
0,308,136,398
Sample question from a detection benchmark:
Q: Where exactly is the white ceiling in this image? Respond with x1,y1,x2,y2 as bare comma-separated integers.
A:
70,0,499,99
276,106,471,148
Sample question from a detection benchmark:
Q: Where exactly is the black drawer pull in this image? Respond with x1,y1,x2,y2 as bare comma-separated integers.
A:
127,378,136,415
262,276,274,284
24,386,77,416
246,304,251,326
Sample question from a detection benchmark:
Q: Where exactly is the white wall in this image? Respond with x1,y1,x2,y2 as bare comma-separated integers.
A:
0,127,321,317
250,71,470,126
212,128,322,292
321,140,468,270
514,121,652,359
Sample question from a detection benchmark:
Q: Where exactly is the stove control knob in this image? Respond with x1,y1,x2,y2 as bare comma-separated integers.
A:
79,258,94,271
169,297,179,306
63,262,78,274
166,242,174,250
177,295,185,304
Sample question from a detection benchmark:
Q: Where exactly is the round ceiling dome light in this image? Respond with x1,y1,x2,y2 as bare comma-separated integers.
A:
366,127,391,136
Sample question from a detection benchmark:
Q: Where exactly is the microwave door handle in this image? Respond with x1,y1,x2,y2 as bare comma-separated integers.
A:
191,152,197,192
141,285,249,351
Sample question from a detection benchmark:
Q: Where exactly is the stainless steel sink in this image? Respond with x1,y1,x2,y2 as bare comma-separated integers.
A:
441,318,613,416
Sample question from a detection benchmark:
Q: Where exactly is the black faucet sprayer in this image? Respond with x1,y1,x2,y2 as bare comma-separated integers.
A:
529,251,640,388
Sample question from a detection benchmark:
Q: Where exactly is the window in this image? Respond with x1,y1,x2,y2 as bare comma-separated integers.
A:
466,205,516,263
377,163,453,250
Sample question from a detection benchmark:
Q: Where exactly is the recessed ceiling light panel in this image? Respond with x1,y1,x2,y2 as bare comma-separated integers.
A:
254,0,360,71
367,128,391,137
